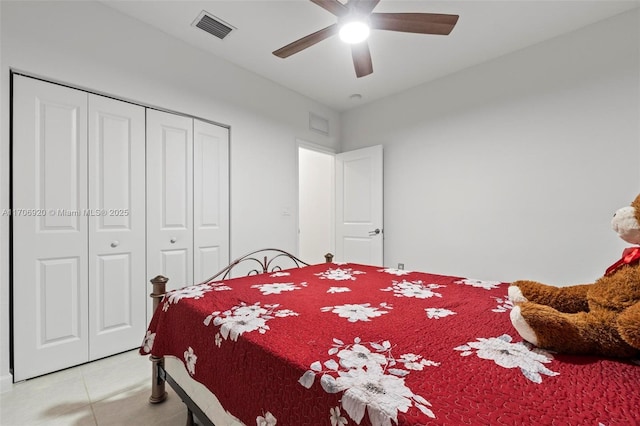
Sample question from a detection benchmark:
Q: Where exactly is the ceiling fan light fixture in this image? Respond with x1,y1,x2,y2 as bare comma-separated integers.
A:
272,0,460,78
339,20,370,44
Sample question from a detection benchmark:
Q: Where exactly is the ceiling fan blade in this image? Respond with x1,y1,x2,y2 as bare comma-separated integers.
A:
355,0,381,15
351,41,373,78
273,24,339,58
370,13,459,35
310,0,349,17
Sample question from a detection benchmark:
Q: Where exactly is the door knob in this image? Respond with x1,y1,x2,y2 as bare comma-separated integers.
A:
369,228,381,236
170,237,177,244
110,241,119,248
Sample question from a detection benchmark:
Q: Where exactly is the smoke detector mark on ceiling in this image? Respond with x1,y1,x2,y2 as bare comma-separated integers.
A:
192,11,235,40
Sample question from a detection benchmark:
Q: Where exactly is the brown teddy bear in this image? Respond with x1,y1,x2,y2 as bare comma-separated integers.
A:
509,194,640,357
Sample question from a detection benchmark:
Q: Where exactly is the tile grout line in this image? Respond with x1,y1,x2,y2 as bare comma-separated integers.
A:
80,368,99,426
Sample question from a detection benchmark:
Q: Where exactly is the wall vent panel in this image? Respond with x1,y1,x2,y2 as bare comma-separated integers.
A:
309,113,330,136
192,11,235,40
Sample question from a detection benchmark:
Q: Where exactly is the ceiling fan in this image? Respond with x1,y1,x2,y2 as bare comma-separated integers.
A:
272,0,459,78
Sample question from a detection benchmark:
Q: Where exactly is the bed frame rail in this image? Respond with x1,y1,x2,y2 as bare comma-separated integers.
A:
199,248,332,283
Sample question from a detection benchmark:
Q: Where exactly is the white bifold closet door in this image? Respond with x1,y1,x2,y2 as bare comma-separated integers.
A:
146,110,194,293
193,119,230,283
146,110,229,316
12,76,146,381
87,95,146,360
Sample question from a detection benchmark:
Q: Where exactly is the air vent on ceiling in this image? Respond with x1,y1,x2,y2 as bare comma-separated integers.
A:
192,11,235,40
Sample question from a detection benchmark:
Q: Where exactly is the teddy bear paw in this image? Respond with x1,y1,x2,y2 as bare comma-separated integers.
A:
510,306,539,346
508,285,528,304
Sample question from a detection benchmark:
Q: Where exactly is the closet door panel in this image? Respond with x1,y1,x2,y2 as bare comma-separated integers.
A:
161,249,190,286
193,120,229,282
147,109,193,318
12,76,89,381
88,95,146,360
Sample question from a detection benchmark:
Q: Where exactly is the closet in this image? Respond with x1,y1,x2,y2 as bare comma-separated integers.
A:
12,75,229,381
146,109,230,313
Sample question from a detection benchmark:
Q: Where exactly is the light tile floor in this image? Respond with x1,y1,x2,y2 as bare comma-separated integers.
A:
0,350,190,425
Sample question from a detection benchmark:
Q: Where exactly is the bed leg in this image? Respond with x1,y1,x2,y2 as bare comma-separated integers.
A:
149,355,168,404
186,409,195,426
149,275,169,404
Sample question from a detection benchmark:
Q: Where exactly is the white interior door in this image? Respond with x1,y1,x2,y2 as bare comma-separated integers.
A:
146,110,194,311
193,119,229,283
88,94,146,360
12,76,89,381
335,145,383,265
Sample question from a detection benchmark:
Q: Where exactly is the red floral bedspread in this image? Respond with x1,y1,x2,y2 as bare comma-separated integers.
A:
141,263,640,425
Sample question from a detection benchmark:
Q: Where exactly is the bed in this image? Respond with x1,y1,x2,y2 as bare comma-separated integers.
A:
141,249,640,426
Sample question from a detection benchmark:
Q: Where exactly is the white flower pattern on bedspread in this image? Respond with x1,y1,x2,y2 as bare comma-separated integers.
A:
378,268,411,276
327,287,351,294
492,295,514,313
425,308,456,319
337,343,387,369
398,353,439,371
454,278,501,290
256,411,277,426
141,331,155,353
184,346,197,376
330,406,348,426
381,280,445,299
321,303,392,322
203,302,299,342
316,268,365,281
299,337,437,426
210,282,233,291
454,334,559,383
251,282,305,295
162,283,214,311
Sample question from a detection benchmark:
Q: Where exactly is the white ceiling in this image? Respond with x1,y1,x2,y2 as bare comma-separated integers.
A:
102,0,639,111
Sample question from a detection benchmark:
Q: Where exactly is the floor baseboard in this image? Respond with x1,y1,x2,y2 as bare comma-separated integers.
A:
0,373,13,393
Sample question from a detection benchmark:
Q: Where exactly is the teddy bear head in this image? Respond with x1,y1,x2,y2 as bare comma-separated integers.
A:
611,194,640,245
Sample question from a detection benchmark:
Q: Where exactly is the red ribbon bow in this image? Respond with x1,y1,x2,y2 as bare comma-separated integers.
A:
605,247,640,276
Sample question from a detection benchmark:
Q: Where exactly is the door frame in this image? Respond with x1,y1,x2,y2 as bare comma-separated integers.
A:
296,139,336,263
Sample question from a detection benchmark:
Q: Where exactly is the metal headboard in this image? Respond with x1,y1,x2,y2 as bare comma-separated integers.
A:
199,248,331,284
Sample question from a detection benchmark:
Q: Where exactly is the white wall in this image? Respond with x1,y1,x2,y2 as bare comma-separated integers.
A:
341,9,640,285
0,0,340,389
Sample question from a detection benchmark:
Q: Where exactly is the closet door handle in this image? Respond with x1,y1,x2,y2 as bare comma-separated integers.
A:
110,241,119,248
170,237,177,244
